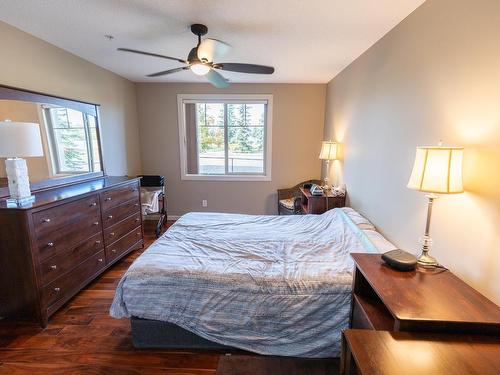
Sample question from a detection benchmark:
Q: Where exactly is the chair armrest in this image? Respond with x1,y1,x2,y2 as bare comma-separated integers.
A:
293,196,302,211
277,188,294,200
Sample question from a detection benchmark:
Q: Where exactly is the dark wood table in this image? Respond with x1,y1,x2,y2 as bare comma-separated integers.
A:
299,187,345,214
341,329,500,375
350,253,500,335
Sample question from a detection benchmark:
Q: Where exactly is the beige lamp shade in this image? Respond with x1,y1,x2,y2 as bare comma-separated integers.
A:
407,146,464,194
0,120,44,158
319,141,338,160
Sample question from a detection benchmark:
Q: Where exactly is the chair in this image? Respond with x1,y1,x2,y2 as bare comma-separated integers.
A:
277,179,321,215
138,175,167,238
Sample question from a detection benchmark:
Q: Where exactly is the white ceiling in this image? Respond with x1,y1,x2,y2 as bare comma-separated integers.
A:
0,0,425,84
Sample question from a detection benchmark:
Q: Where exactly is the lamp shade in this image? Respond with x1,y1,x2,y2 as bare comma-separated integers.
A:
0,121,44,158
407,146,464,194
319,141,338,160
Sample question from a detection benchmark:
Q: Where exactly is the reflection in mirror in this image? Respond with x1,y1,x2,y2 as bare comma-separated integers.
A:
0,100,102,187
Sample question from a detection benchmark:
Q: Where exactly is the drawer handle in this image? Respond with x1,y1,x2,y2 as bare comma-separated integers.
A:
98,258,104,262
135,218,140,222
95,240,101,244
111,249,117,253
134,203,139,207
50,265,57,270
105,197,112,201
43,218,51,223
136,232,141,236
110,232,115,237
89,202,97,207
93,222,99,226
54,287,61,292
107,215,113,219
47,242,54,247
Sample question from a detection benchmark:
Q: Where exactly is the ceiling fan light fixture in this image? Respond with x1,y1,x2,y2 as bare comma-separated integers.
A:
190,63,210,76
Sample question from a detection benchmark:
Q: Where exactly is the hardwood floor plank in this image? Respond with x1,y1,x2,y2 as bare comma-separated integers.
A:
0,220,338,374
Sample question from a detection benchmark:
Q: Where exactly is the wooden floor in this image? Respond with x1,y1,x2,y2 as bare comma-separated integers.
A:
0,221,338,374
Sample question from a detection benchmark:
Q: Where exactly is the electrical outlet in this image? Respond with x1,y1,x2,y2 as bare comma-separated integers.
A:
202,199,208,207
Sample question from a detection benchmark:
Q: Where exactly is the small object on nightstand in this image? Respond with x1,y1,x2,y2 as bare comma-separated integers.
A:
381,249,417,271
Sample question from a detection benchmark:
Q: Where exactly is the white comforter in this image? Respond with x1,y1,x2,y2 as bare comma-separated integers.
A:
110,208,394,357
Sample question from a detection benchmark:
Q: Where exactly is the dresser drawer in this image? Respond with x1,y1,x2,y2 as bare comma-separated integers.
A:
39,233,104,286
42,250,106,308
103,198,140,229
106,227,142,264
104,212,142,247
100,182,140,211
33,194,100,237
36,214,102,261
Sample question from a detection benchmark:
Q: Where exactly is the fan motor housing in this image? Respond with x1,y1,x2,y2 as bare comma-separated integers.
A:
191,24,208,37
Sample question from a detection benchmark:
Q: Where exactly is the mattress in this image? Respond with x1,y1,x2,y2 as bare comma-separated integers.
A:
110,208,395,358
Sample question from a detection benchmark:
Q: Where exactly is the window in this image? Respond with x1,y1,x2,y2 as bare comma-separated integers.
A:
178,94,272,181
43,106,101,175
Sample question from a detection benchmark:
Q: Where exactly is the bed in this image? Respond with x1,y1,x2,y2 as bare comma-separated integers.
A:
110,208,395,358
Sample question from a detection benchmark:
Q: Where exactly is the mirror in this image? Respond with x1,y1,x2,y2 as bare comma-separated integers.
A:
0,85,104,196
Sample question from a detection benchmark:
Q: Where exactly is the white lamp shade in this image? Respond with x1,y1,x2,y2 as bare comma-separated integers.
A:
407,146,464,194
319,141,338,160
0,121,44,158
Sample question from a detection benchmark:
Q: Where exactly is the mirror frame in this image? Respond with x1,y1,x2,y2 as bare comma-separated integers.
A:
0,84,105,198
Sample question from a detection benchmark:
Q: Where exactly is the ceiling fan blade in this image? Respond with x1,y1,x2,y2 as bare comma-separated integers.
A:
205,69,230,88
118,48,186,64
197,38,231,62
215,63,275,74
147,66,189,77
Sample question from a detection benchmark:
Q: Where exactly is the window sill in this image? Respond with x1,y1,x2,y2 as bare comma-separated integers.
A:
181,174,271,182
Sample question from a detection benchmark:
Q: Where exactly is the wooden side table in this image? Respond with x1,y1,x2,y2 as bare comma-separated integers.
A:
299,187,345,214
341,329,500,375
349,253,500,335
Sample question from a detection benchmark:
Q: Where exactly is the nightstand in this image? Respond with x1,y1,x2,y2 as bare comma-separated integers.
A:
299,187,345,214
341,329,500,375
340,254,500,375
348,253,500,334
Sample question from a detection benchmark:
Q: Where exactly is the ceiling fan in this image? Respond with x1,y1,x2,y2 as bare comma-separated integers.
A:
118,24,275,88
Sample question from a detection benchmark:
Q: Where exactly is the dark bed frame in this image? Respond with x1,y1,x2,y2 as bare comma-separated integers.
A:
131,317,234,350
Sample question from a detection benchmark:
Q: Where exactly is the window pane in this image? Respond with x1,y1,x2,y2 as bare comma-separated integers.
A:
54,128,89,172
198,126,225,174
184,100,268,177
227,104,244,127
245,104,265,125
89,126,101,171
228,127,264,174
204,103,224,126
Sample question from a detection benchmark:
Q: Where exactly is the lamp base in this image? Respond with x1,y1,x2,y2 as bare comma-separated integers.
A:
417,252,438,267
5,195,36,208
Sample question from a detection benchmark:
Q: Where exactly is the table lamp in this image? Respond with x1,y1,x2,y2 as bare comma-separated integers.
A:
0,120,44,204
407,144,464,266
319,141,338,189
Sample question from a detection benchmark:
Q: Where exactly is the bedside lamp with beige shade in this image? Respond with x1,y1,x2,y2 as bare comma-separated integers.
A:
319,140,338,189
0,119,44,204
407,144,464,266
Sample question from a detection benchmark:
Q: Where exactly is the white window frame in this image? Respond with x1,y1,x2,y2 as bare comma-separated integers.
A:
177,94,273,181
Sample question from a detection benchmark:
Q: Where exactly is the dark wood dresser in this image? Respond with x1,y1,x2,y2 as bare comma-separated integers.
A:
0,176,143,327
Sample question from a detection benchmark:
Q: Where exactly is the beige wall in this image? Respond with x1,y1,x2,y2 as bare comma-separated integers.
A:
137,83,326,215
0,21,141,176
324,0,500,303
